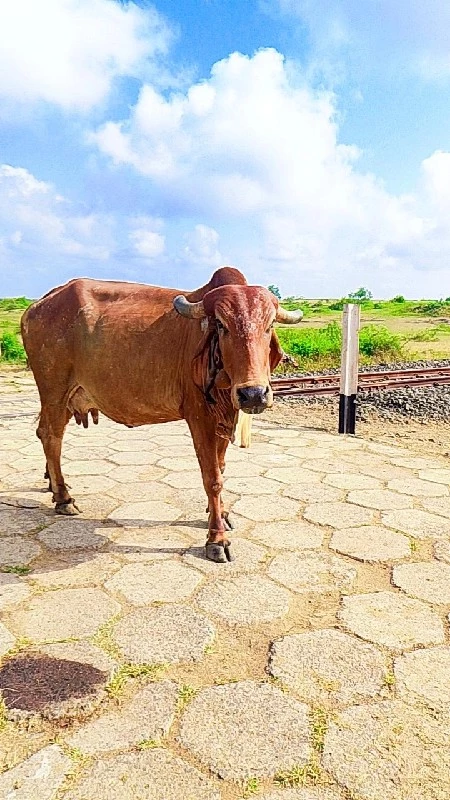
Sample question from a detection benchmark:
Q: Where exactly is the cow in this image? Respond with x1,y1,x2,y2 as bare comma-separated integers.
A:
21,267,302,563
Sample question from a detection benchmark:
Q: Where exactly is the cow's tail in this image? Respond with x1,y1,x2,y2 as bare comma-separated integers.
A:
233,411,252,448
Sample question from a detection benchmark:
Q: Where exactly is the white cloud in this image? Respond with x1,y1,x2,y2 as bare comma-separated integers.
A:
91,47,450,296
0,164,113,263
182,225,222,266
129,216,165,258
0,0,171,110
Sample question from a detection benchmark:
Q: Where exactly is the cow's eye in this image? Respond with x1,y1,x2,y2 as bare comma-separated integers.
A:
216,319,228,334
266,323,274,334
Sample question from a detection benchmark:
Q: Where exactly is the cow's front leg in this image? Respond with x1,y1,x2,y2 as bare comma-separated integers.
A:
187,418,234,564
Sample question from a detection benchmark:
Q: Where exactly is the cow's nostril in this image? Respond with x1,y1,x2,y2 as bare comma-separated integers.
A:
237,386,269,407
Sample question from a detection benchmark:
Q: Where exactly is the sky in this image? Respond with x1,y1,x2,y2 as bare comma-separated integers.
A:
1,0,450,299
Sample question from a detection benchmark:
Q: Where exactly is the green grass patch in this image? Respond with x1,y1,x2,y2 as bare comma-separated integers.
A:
274,760,322,788
0,565,31,576
176,684,198,712
106,663,163,699
276,321,403,369
241,777,261,797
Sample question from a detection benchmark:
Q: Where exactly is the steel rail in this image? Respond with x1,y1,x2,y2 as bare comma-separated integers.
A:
272,366,450,397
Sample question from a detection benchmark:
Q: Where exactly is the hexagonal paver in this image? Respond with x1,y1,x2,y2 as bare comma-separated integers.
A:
324,473,382,491
64,460,114,476
382,508,450,539
182,536,267,575
113,605,215,664
0,745,71,800
258,790,342,800
268,551,356,594
11,588,121,641
196,574,291,625
0,507,52,536
0,572,31,610
421,496,450,519
0,641,118,722
162,472,204,490
0,620,15,656
67,681,178,754
36,520,112,550
106,481,174,503
222,461,264,477
29,553,121,589
224,476,283,495
419,468,450,485
283,484,345,504
347,489,413,511
64,748,219,800
388,477,448,497
322,700,450,800
110,526,192,561
232,495,300,522
108,501,182,524
0,536,41,566
304,502,374,529
157,457,199,471
68,475,118,496
392,562,450,604
105,561,202,605
265,467,323,485
339,591,444,650
248,520,324,550
269,629,386,704
392,456,445,470
394,646,450,712
109,450,160,466
179,681,311,780
330,526,410,562
434,540,450,564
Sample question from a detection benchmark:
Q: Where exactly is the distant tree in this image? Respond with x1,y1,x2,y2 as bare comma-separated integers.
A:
348,287,373,301
268,285,281,300
391,295,405,303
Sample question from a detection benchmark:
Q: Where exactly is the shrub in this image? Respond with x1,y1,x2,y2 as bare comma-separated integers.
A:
391,295,405,303
0,332,26,362
359,325,402,358
0,297,32,311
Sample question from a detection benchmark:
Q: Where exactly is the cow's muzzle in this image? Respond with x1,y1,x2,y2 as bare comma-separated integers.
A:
236,385,271,414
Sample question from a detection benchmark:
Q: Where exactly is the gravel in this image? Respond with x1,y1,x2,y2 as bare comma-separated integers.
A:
273,359,450,423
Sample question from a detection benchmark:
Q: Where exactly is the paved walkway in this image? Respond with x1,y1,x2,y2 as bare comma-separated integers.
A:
0,374,450,800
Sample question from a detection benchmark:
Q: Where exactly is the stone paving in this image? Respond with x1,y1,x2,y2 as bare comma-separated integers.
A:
0,374,450,799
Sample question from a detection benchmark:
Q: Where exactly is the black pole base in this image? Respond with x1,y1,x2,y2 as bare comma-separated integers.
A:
339,393,356,435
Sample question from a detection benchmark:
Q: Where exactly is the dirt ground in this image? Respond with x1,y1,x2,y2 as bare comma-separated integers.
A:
270,398,450,460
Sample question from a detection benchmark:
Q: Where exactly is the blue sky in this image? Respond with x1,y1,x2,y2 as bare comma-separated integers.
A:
1,0,450,298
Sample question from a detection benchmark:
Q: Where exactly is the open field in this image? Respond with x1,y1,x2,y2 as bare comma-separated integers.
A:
1,296,450,368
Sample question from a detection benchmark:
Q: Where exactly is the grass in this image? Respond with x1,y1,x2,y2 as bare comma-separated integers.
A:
241,777,261,797
276,321,403,370
90,615,122,661
137,738,163,750
384,670,396,688
310,708,328,754
0,565,31,576
105,663,163,699
274,760,323,788
176,684,198,712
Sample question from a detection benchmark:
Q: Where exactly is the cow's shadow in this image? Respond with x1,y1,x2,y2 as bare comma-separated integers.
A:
0,491,215,578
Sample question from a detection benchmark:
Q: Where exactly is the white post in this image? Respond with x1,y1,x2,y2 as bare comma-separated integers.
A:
339,303,360,434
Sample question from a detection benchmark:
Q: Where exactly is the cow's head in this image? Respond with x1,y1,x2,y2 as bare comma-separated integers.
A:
173,285,302,414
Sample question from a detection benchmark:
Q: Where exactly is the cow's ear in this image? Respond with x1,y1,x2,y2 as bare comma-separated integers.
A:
270,329,283,372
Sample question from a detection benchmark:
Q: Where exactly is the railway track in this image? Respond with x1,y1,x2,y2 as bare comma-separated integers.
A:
272,365,450,398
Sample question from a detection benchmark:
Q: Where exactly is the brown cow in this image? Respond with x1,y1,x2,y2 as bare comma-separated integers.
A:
21,267,302,562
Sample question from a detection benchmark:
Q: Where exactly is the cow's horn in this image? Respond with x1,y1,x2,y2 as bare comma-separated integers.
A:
276,306,303,324
173,295,206,319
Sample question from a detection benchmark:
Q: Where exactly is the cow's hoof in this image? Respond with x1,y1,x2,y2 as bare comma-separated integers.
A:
205,543,228,563
223,513,234,531
55,500,80,516
224,543,235,562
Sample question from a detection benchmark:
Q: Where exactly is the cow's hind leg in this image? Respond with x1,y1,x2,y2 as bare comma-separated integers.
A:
37,405,78,515
187,417,234,564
